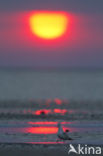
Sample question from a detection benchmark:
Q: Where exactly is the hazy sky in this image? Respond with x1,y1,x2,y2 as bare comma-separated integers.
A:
0,0,103,68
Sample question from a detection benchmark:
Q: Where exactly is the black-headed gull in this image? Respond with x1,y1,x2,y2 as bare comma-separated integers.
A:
57,123,72,140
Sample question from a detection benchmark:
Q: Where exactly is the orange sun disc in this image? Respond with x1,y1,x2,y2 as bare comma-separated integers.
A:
29,12,68,39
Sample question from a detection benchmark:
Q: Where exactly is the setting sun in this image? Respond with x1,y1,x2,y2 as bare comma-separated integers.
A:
29,11,68,39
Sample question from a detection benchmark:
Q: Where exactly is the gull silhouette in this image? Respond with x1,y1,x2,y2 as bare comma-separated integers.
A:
57,123,72,141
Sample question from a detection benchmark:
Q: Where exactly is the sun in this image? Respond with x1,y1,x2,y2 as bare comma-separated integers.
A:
29,11,68,40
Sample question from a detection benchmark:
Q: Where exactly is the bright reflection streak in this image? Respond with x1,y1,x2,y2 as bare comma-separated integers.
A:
0,126,77,134
27,127,58,134
54,109,67,115
28,121,73,125
35,109,51,115
26,121,74,134
26,126,74,134
34,109,69,115
28,121,58,125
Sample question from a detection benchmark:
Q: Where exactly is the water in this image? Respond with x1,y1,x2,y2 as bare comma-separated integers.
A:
0,69,103,100
0,69,103,145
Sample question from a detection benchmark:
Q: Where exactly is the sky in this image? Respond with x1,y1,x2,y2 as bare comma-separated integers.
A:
0,0,103,68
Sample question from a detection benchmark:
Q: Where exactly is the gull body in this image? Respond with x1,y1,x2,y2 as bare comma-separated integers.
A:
57,123,72,140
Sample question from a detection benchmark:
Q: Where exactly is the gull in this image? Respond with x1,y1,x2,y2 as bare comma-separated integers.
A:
57,123,72,141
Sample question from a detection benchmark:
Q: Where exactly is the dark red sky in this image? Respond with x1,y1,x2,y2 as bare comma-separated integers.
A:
0,0,103,68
